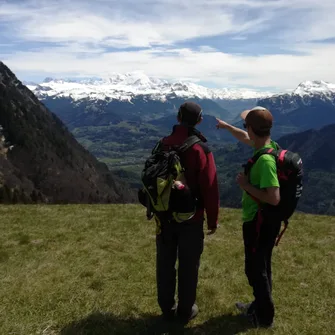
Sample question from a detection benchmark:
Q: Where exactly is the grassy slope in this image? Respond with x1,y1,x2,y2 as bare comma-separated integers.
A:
0,205,334,335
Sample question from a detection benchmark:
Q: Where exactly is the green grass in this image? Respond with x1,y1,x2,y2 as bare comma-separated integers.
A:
0,205,334,335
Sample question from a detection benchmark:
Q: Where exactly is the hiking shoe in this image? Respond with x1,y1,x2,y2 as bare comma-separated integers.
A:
235,302,252,316
259,322,274,329
189,304,199,320
236,302,273,329
251,315,274,329
177,304,199,323
162,303,177,321
246,308,274,329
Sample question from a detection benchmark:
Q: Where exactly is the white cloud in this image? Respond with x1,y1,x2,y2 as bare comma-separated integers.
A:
0,0,335,89
198,46,218,52
0,0,276,47
3,43,335,90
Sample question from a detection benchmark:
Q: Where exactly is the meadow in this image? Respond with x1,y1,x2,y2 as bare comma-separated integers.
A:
0,205,334,334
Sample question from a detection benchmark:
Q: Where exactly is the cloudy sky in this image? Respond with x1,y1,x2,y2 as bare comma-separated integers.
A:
1,0,335,91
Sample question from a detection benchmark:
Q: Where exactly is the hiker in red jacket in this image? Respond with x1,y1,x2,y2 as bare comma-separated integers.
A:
156,101,219,323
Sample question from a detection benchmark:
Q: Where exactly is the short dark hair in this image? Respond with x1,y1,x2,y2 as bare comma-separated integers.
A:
242,106,273,138
178,101,202,126
252,127,271,138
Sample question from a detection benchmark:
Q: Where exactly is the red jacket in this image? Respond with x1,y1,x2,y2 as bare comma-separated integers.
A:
162,125,219,229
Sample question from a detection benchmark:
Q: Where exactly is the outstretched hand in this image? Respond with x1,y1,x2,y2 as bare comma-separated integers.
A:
216,118,230,129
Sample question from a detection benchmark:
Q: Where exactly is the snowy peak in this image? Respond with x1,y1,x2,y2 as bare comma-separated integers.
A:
43,77,54,83
293,80,335,96
26,73,273,101
25,73,335,103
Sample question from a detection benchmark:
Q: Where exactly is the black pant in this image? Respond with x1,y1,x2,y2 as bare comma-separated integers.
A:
156,219,204,317
243,213,281,326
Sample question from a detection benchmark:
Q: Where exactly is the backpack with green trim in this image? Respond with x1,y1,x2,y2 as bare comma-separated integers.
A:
139,135,201,222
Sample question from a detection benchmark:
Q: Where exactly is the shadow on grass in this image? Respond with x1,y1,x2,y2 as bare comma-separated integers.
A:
60,311,252,335
188,313,254,335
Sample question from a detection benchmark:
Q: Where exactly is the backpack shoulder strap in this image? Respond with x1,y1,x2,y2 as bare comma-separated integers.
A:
273,141,281,150
178,135,202,153
151,138,164,154
243,147,280,208
243,147,279,175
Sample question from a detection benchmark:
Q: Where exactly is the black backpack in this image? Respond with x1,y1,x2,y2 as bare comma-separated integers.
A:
243,143,303,245
139,135,201,222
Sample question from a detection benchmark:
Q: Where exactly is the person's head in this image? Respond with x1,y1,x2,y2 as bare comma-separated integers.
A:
240,106,273,140
177,101,203,127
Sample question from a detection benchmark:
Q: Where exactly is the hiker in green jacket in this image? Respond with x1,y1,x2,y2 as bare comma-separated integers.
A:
216,106,281,328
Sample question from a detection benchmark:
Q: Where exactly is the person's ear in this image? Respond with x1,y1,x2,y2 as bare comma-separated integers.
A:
196,116,203,125
248,126,255,139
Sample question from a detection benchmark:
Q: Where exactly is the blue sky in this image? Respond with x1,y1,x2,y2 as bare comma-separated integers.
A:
1,0,335,91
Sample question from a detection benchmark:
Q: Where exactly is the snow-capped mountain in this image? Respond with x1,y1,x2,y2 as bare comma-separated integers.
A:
260,80,335,110
26,72,274,101
26,73,335,104
293,80,335,97
24,74,335,141
256,80,335,138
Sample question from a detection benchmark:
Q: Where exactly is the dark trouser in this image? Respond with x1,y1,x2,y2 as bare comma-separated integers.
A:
156,219,204,318
243,213,282,326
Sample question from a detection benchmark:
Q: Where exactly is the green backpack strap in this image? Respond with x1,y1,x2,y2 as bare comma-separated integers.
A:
274,141,281,150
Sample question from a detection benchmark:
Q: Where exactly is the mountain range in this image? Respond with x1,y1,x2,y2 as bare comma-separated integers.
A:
24,75,335,173
26,73,273,102
26,75,268,132
2,63,335,214
26,75,335,102
27,76,335,137
256,81,335,138
0,62,135,204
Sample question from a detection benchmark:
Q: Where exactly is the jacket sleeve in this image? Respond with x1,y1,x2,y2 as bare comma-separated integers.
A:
197,146,220,229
